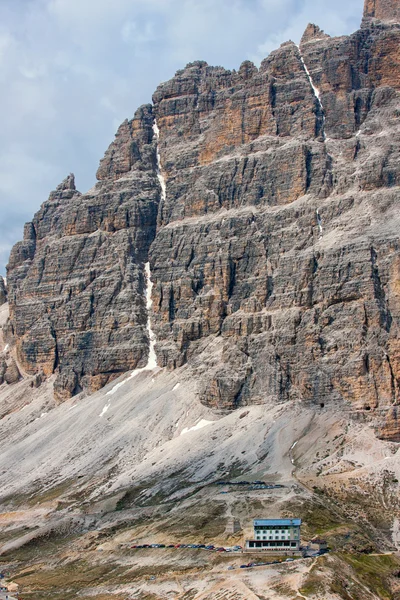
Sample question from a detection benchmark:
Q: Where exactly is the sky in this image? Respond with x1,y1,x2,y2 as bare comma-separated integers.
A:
0,0,364,275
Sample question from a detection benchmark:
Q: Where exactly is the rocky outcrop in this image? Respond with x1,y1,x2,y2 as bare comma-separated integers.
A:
301,24,330,45
0,358,6,385
378,406,400,442
3,358,21,385
6,6,400,439
7,106,161,400
0,349,21,386
364,0,400,21
0,277,6,305
299,18,400,139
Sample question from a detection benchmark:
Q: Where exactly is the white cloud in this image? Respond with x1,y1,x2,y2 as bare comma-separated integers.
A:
0,144,56,199
0,32,14,62
121,20,156,46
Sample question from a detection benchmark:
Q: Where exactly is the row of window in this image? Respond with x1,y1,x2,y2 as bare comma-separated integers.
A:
255,531,299,537
249,541,298,548
255,529,290,533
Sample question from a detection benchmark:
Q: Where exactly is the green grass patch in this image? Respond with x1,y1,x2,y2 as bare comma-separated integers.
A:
14,560,130,599
338,553,400,600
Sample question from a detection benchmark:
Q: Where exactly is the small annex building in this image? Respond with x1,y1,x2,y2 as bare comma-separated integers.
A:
309,538,328,552
245,519,302,553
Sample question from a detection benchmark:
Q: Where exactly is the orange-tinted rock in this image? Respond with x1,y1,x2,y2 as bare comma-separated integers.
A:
299,20,400,139
301,23,330,45
378,407,400,441
364,0,400,21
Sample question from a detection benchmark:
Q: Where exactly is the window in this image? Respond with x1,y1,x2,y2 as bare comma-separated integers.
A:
291,542,297,547
275,536,279,540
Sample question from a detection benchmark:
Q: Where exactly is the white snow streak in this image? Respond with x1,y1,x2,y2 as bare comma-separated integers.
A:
106,121,166,401
316,209,323,237
297,46,332,239
297,45,326,140
107,261,158,397
173,383,180,391
153,120,167,205
99,403,110,417
2,344,9,353
34,412,48,422
180,420,215,436
290,440,298,465
145,261,158,371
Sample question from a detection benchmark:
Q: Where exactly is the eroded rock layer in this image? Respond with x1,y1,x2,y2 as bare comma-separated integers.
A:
364,0,400,21
6,8,400,438
7,106,160,399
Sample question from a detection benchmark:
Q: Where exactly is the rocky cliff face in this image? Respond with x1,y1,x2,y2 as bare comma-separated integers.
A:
364,0,400,21
6,107,160,399
0,277,6,306
5,2,400,439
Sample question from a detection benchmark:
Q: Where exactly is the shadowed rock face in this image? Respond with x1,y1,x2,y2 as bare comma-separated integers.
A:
0,277,6,305
6,9,400,439
7,106,160,399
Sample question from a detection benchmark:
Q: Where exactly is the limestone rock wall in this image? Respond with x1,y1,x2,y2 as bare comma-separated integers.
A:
7,105,161,399
364,0,400,21
5,10,400,439
149,18,400,439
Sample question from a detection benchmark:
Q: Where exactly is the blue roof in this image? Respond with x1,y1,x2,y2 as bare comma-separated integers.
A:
254,519,301,527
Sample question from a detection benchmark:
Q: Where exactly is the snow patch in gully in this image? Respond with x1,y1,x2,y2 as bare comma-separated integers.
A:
107,120,167,400
180,420,215,436
297,45,326,140
107,262,158,397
